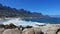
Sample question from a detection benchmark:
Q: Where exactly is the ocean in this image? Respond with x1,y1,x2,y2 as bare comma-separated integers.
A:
22,17,60,24
0,17,60,27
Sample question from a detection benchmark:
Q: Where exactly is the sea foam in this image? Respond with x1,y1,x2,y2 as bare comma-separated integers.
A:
2,18,46,27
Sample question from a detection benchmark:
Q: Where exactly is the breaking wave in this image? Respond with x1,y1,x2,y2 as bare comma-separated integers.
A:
1,18,46,27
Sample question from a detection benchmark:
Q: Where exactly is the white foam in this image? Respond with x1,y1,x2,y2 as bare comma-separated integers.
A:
2,18,46,27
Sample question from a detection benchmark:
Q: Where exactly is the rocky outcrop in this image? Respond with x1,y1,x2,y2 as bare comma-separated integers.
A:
22,24,60,34
41,24,60,34
0,24,60,34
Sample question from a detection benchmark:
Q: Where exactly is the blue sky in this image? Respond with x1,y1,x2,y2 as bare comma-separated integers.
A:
0,0,60,16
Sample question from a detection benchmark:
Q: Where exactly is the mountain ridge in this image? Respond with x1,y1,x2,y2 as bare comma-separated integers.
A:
0,3,50,18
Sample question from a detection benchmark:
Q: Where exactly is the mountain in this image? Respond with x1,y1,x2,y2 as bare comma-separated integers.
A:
0,3,50,18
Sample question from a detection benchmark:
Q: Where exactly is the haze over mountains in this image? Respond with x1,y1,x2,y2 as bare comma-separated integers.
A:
0,3,50,18
51,15,60,18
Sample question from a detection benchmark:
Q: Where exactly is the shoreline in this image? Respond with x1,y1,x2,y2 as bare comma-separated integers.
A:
0,24,60,34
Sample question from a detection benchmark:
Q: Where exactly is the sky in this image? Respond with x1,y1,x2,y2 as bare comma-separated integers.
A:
0,0,60,16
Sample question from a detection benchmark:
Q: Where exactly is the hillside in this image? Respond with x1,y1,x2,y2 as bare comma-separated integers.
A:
0,3,49,18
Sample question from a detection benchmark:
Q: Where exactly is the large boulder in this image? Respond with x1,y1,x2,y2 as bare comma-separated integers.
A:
22,28,34,34
2,28,21,34
22,27,43,34
32,27,43,34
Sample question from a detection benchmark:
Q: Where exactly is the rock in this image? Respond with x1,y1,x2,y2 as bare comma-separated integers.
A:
0,28,4,34
2,24,60,34
2,28,21,34
57,31,60,34
44,24,60,34
22,28,34,34
32,27,44,34
22,27,43,34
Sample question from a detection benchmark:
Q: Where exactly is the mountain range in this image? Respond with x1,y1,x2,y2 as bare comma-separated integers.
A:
0,3,50,18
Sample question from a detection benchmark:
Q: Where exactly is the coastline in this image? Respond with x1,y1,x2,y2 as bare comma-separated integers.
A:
0,18,60,34
0,24,60,34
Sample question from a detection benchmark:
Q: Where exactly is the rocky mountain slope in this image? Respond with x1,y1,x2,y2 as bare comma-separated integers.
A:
0,3,49,18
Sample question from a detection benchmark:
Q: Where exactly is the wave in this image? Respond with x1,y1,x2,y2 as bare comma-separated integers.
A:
1,18,46,27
